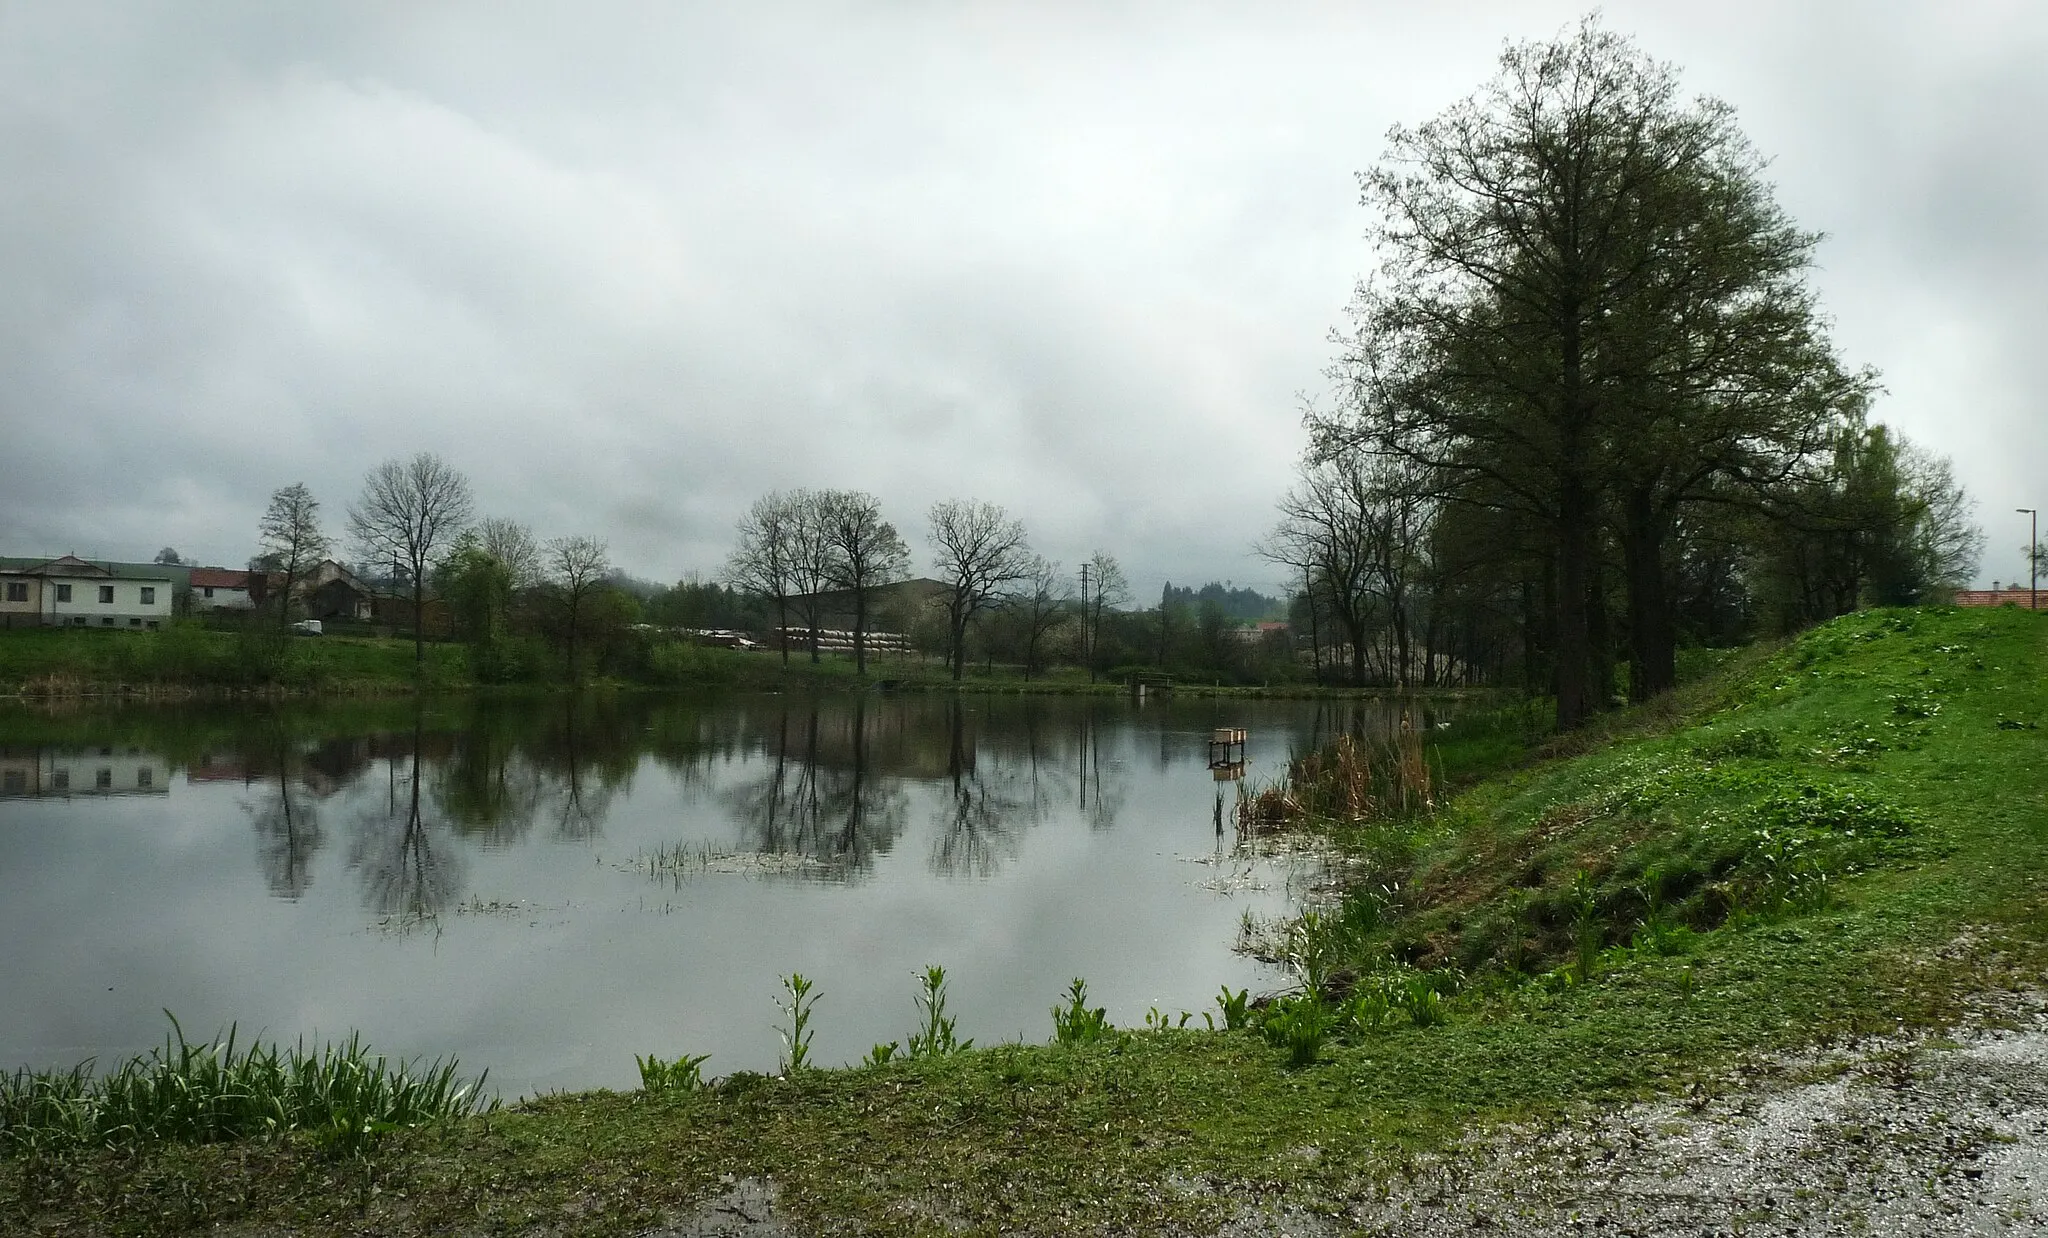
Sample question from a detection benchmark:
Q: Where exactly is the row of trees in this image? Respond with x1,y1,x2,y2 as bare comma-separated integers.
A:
251,453,625,680
1275,21,1983,726
722,490,1133,681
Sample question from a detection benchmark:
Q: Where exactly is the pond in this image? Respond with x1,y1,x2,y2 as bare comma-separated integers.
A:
0,691,1420,1097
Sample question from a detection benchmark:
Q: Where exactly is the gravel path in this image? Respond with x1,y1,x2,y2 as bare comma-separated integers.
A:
648,992,2048,1237
1335,991,2048,1237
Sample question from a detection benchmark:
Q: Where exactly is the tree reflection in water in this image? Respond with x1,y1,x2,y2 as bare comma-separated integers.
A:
243,725,326,900
929,699,1033,878
350,712,463,924
726,698,907,876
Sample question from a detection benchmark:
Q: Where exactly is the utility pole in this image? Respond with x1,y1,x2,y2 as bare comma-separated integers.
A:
1078,561,1091,674
2021,508,2040,612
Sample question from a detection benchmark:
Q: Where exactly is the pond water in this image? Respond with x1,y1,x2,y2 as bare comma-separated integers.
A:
0,692,1419,1097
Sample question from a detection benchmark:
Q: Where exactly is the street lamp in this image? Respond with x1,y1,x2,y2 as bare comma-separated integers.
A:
2022,509,2039,613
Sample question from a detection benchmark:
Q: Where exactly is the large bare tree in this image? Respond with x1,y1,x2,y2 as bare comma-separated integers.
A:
927,499,1031,681
547,535,610,683
818,489,909,676
347,453,474,671
1079,551,1128,682
258,482,329,629
786,489,837,663
726,492,801,666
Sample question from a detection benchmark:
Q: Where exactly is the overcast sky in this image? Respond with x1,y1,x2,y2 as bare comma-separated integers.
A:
2,1,2043,596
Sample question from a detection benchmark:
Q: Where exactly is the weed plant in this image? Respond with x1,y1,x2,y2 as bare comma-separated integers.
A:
1050,979,1112,1045
634,1053,710,1094
776,974,819,1074
903,965,972,1060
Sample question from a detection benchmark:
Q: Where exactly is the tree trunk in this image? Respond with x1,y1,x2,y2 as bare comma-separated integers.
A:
853,587,868,677
1621,490,1678,702
412,573,426,674
566,592,581,684
1553,481,1597,730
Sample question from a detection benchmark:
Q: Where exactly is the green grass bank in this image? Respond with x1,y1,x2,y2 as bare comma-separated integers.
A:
5,605,2044,1236
0,624,1465,700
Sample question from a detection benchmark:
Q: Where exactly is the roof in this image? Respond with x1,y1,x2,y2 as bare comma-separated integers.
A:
189,567,252,589
0,556,191,588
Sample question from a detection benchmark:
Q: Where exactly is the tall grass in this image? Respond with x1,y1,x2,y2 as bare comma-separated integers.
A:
0,1014,493,1155
1238,728,1436,830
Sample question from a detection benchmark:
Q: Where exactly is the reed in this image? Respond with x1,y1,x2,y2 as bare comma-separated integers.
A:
1238,729,1436,831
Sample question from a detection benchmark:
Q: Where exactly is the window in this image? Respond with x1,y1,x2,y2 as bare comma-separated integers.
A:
55,584,71,603
146,620,159,630
129,617,142,627
98,585,114,604
2,771,24,793
101,617,115,626
51,769,69,790
95,768,113,789
140,587,155,605
137,768,153,788
3,582,25,602
70,616,86,627
203,586,214,598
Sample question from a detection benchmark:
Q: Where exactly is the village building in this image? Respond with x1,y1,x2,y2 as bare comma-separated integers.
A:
0,555,176,629
189,566,258,611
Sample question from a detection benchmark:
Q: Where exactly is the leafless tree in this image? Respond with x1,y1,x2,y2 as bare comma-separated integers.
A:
1010,555,1070,680
726,492,803,665
1263,452,1381,686
547,535,610,682
348,453,474,671
476,516,543,590
927,499,1031,680
818,489,909,676
785,490,838,663
1080,551,1129,682
258,482,330,629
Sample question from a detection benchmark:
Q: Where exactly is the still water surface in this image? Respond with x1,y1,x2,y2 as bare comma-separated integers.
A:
0,693,1412,1097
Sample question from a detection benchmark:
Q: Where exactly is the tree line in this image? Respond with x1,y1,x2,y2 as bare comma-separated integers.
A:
248,454,630,681
1267,20,1985,728
719,489,1137,681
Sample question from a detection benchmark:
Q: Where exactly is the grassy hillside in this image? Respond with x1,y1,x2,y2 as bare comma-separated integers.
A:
5,606,2043,1236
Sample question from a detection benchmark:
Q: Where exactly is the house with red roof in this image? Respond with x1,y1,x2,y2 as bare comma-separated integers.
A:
189,567,257,612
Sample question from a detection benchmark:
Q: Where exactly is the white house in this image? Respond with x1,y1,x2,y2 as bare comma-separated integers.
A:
189,566,257,611
0,555,175,629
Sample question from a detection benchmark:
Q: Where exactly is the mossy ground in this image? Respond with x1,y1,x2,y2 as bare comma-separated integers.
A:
5,606,2044,1236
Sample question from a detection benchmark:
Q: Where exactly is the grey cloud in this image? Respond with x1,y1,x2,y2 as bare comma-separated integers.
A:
2,2,2043,592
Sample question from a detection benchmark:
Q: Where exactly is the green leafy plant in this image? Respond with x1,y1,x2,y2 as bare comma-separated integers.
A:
1260,994,1336,1068
1213,986,1251,1032
903,965,971,1060
1050,978,1111,1046
862,1043,899,1068
776,974,819,1074
634,1052,710,1094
